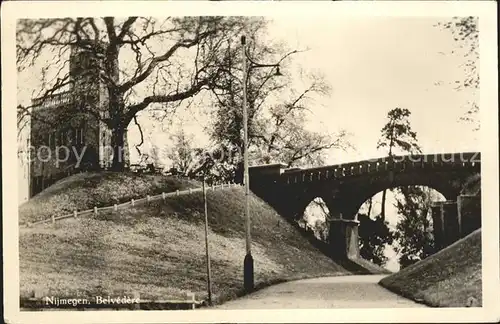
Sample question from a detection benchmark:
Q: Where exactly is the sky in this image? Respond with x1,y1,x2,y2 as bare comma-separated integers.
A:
119,16,478,165
17,16,478,271
266,16,478,160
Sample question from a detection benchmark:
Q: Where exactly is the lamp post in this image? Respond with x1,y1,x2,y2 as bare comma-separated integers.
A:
202,176,212,305
241,35,282,292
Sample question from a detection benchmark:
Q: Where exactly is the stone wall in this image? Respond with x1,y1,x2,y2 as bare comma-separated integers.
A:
431,194,481,252
457,195,482,237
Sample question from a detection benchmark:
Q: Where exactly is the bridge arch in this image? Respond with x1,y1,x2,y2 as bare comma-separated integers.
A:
344,183,452,221
301,197,331,240
356,186,447,219
290,178,459,223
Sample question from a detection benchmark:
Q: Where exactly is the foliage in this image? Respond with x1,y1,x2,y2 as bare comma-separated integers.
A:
255,82,351,168
148,145,163,168
312,219,329,242
436,16,479,130
165,127,196,176
358,213,394,266
377,107,421,221
303,197,331,241
368,107,424,269
172,142,242,185
460,173,481,196
438,16,479,90
377,107,421,156
393,186,435,269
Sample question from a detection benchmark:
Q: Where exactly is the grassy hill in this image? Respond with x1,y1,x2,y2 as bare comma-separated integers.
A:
19,172,200,225
379,229,482,307
19,173,364,306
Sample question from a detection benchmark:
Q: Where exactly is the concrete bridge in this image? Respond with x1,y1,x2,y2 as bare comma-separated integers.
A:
248,152,481,259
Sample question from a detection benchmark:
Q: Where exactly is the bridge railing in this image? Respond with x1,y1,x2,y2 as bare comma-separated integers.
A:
281,152,480,185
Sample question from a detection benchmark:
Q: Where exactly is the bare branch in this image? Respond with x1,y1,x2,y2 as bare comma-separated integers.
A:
125,77,211,123
133,115,144,157
119,29,218,92
103,17,117,43
117,17,138,40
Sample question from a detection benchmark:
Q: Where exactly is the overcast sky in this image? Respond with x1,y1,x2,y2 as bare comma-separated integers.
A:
120,16,478,167
271,16,478,159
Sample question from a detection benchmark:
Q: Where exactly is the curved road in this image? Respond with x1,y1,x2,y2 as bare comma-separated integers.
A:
217,275,426,309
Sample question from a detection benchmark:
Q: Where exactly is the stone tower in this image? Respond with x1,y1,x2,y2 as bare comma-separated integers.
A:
29,41,129,197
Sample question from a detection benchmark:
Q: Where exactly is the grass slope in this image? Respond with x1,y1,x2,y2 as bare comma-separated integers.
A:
19,172,200,225
379,229,482,307
20,177,356,306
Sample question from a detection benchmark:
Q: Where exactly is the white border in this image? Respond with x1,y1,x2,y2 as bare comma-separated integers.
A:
2,1,499,323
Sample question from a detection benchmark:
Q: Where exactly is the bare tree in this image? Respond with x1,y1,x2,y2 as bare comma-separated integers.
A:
209,30,301,155
438,16,479,90
436,16,479,130
166,127,196,175
17,16,260,170
208,30,351,173
256,73,351,168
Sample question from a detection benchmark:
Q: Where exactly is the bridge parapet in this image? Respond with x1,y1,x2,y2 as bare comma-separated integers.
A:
281,152,480,185
249,163,288,186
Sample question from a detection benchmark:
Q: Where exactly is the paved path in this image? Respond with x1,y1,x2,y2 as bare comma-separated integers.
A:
216,275,426,309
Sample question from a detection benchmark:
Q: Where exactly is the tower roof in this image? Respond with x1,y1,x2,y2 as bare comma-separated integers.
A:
70,39,108,55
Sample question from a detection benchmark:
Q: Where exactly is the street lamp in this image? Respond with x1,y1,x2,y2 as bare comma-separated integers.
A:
241,35,282,292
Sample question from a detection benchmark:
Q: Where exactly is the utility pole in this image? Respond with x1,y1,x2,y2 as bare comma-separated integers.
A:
241,35,254,293
203,178,213,305
240,34,282,293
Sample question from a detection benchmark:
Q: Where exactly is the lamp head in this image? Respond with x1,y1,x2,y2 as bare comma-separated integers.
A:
274,66,283,76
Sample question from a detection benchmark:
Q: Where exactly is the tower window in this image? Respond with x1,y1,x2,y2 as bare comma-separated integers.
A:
75,128,85,144
67,128,74,145
49,132,56,149
75,128,79,145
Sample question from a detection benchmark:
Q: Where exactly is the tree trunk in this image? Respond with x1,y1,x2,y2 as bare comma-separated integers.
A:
107,75,129,172
381,130,394,222
367,197,373,218
380,189,387,221
111,123,126,171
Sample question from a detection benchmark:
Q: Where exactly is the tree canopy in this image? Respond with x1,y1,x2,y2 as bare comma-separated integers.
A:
436,16,479,130
17,16,262,170
377,107,421,221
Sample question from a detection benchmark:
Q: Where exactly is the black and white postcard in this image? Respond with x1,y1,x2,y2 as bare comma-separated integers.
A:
2,1,499,323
